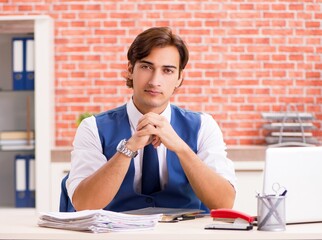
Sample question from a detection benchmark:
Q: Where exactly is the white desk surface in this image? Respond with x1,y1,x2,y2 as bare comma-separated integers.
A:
1,209,322,240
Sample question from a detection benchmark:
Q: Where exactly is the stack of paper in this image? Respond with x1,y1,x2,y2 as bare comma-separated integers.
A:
0,131,35,150
38,209,162,233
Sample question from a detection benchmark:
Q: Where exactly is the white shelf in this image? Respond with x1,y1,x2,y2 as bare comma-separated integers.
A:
0,15,54,212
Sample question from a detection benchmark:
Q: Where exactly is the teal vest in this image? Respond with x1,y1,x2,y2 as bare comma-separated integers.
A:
96,104,207,212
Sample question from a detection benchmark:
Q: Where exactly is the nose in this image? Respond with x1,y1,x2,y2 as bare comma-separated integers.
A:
148,69,161,86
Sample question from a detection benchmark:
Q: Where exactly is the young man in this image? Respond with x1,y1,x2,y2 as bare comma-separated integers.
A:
66,27,236,212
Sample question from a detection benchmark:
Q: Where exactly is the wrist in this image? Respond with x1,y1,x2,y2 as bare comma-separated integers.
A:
175,140,190,156
125,138,139,152
116,139,138,158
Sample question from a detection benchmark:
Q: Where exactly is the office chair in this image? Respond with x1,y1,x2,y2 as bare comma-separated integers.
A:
59,173,75,212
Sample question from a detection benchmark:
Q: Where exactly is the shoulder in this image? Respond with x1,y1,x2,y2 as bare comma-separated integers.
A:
96,104,127,121
73,115,101,150
78,115,97,132
170,104,201,118
200,112,218,125
170,105,217,126
199,112,222,135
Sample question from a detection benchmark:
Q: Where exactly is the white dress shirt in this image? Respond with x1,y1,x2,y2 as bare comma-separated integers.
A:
67,99,237,201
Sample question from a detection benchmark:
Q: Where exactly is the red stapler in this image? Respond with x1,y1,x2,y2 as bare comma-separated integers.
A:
205,209,254,231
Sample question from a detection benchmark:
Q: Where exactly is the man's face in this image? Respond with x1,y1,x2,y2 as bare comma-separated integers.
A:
130,46,183,114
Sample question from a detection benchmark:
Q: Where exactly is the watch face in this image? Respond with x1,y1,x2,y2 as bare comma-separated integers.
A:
117,139,126,152
117,139,126,150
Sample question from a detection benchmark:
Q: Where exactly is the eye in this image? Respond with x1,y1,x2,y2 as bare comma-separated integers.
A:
163,68,174,74
140,64,153,70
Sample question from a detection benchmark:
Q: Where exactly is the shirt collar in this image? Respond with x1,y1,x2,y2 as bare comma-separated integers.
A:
127,98,171,130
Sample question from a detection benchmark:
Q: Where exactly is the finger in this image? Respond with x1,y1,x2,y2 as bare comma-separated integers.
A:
148,135,155,144
151,135,159,145
152,138,161,148
136,119,150,131
137,114,162,130
137,119,155,131
136,124,157,138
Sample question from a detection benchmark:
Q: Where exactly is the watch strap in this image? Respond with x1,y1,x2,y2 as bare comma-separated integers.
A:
117,139,138,158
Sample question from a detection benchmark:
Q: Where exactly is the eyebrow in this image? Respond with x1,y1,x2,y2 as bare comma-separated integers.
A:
139,60,177,69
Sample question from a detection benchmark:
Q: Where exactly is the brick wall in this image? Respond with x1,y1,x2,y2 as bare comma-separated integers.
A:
1,0,321,146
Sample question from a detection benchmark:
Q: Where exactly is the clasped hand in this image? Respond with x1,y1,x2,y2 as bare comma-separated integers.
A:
131,112,184,152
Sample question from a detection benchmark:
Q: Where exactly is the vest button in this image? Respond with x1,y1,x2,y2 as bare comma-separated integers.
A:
145,197,153,203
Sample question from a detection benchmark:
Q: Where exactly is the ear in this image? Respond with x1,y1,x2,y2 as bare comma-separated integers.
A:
128,62,133,78
176,71,184,88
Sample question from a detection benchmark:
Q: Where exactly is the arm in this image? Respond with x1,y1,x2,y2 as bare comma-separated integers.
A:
71,148,133,211
67,117,151,211
175,143,235,209
137,112,236,209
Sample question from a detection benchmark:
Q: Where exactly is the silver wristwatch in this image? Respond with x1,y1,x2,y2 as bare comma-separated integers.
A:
116,139,138,158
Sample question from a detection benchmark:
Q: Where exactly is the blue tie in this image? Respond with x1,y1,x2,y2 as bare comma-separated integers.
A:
141,144,161,195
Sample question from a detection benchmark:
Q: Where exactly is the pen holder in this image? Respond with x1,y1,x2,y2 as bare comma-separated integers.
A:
256,195,286,231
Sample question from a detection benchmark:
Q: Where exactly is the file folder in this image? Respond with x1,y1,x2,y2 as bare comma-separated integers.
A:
15,155,27,207
14,154,36,207
12,38,25,90
12,37,34,91
27,156,36,207
25,38,35,90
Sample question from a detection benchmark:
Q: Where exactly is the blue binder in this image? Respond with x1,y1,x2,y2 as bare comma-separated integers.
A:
14,155,27,207
12,38,25,90
27,155,35,207
12,37,34,91
14,154,35,208
25,38,35,90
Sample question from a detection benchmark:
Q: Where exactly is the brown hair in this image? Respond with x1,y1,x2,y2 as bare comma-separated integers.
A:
126,27,189,88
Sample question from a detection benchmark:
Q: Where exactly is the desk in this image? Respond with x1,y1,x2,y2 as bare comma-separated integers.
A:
1,210,322,240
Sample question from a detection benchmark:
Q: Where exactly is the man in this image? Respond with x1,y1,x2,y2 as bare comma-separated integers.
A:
66,27,236,212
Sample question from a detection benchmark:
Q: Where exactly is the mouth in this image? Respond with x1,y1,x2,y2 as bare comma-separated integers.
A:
145,89,162,95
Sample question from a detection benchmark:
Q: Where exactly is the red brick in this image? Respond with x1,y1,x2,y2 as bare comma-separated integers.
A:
3,1,320,146
18,5,33,11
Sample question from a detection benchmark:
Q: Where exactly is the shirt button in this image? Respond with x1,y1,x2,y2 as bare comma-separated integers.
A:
145,197,153,203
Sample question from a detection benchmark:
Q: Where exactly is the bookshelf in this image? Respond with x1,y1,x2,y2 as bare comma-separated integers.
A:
0,16,54,212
